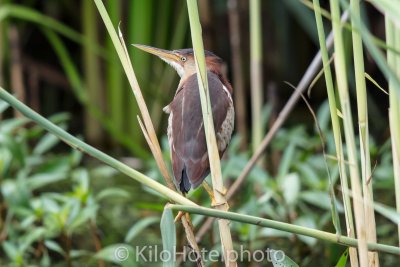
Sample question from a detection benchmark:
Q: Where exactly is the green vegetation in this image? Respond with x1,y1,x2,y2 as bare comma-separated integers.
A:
1,0,400,266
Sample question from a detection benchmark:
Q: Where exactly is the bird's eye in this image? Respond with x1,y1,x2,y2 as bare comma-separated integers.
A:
180,56,187,62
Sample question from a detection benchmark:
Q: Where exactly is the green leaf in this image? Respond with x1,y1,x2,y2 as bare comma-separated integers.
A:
0,148,13,176
72,168,90,194
35,156,71,173
44,240,65,255
374,202,400,224
94,244,136,266
270,249,299,267
279,173,300,206
278,143,296,177
2,241,18,261
33,132,61,155
0,98,10,113
20,227,46,252
316,100,331,132
96,187,130,201
335,248,349,267
293,216,317,246
0,132,26,166
27,172,68,190
67,205,98,234
160,208,176,267
295,163,321,188
125,216,160,242
300,191,344,212
0,117,30,133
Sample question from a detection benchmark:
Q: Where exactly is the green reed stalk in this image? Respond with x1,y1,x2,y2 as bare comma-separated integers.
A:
350,0,379,266
386,18,400,246
312,1,358,265
127,0,153,142
106,0,123,141
168,204,400,255
82,0,104,145
0,0,5,87
186,0,236,266
330,0,368,265
250,0,263,155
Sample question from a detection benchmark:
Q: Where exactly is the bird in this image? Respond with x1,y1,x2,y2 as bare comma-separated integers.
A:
133,44,234,193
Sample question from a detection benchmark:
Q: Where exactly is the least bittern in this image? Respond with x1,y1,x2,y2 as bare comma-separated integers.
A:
134,45,234,194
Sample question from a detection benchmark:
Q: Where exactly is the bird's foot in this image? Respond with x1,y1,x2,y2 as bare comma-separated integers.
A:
174,211,185,223
202,181,217,205
216,187,227,196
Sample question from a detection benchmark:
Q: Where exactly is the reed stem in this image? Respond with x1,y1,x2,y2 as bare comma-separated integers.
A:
186,0,236,265
250,0,263,155
168,204,400,256
350,0,379,265
312,1,358,265
330,1,368,265
385,17,400,247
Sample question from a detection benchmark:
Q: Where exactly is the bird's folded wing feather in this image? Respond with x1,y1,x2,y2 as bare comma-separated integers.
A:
170,72,231,188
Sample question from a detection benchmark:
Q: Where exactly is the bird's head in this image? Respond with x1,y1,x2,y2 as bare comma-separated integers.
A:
133,44,224,79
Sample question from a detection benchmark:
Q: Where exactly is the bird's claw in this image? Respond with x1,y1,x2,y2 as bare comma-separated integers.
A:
216,187,227,196
174,211,185,222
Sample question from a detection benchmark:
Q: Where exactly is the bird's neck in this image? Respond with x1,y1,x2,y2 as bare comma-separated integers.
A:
178,69,233,96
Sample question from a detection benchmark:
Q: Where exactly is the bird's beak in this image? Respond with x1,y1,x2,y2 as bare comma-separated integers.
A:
132,44,179,63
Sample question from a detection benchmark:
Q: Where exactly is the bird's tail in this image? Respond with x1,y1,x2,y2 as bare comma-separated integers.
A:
180,166,191,193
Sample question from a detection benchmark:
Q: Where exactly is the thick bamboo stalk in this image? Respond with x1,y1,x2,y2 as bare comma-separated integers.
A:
186,1,236,266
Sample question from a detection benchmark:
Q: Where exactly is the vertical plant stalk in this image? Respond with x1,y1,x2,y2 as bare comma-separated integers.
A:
82,0,104,145
198,0,214,50
92,1,204,264
9,26,25,118
0,86,198,205
250,0,263,154
90,220,105,267
127,0,152,142
228,0,248,149
195,17,349,240
0,0,3,87
186,1,236,266
151,4,188,128
106,0,124,142
312,1,358,266
386,18,400,245
350,0,379,266
330,0,368,265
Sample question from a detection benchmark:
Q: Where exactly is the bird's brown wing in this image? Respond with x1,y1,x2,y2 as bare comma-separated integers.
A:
169,72,231,192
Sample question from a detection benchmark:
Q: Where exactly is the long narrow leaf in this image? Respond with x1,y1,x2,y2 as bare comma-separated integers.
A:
160,208,176,267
